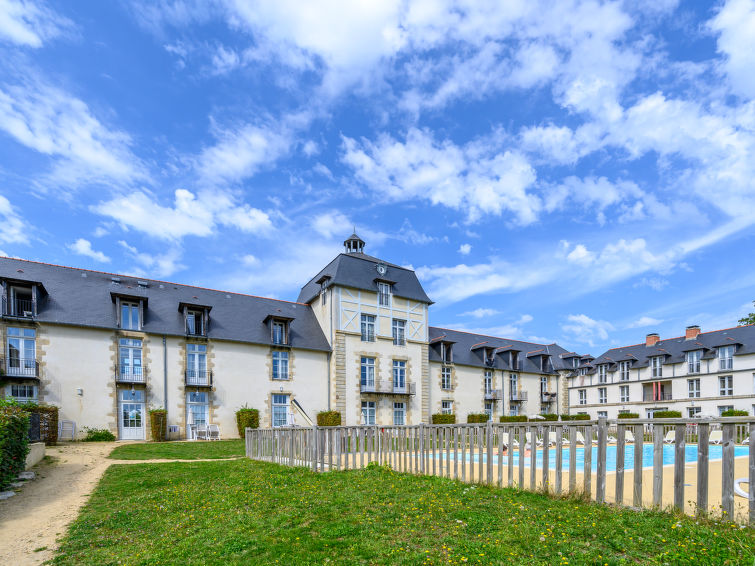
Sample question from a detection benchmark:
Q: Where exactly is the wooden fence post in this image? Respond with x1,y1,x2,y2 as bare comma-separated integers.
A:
596,416,607,503
487,420,493,485
673,424,685,512
652,423,663,508
419,423,425,475
722,423,735,520
615,423,625,506
696,422,709,517
312,425,319,472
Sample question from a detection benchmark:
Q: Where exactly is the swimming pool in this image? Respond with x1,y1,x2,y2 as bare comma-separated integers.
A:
432,444,750,473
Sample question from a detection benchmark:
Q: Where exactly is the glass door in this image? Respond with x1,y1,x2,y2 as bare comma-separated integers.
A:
118,390,145,440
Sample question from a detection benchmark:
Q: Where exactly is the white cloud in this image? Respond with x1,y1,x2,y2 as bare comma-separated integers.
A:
0,75,146,190
634,277,669,291
709,0,755,98
458,243,471,255
311,210,351,240
118,240,185,278
92,189,272,241
0,0,74,47
460,308,499,319
0,194,31,244
341,128,539,224
565,243,594,266
561,314,614,347
627,316,663,329
67,238,109,263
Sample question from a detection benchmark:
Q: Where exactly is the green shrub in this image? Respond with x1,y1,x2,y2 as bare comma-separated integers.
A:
539,413,559,421
431,413,456,424
500,415,527,422
617,412,640,419
720,409,748,417
467,413,489,423
23,404,58,445
0,402,30,490
82,427,116,442
149,409,167,442
653,410,682,419
317,411,342,426
561,414,591,421
236,408,259,437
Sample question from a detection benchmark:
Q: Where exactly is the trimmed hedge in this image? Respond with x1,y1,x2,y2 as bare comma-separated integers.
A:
149,409,167,442
721,409,748,417
539,414,559,421
82,427,116,442
431,413,456,424
653,410,682,419
467,413,489,423
23,404,58,445
236,408,259,437
500,415,527,423
317,411,342,426
617,412,640,419
0,402,30,490
561,414,591,421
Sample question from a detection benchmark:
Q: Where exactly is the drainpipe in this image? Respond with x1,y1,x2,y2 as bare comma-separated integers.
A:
327,287,333,411
163,335,168,435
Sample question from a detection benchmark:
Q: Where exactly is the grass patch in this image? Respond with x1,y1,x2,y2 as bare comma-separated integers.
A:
108,440,244,460
54,460,753,565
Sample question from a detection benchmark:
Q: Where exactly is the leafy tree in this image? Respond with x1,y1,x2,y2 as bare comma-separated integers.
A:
739,301,755,326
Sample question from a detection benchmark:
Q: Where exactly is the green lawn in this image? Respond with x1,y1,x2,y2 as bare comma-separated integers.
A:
53,460,753,565
108,439,244,460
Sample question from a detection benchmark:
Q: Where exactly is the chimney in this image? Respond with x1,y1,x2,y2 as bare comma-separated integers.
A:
685,325,701,340
646,333,660,347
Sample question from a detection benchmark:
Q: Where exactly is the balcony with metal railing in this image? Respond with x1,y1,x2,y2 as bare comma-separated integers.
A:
541,391,558,403
643,391,673,402
360,381,416,395
185,369,213,387
509,390,528,402
1,357,39,378
484,389,502,400
2,296,35,318
116,365,146,383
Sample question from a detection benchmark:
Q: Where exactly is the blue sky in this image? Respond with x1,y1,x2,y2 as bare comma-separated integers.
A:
1,0,754,355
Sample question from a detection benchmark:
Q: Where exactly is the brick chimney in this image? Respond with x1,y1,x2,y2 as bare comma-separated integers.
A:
646,333,660,347
685,325,701,340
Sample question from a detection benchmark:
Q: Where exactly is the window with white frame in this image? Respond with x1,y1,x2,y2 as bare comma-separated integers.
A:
360,357,375,390
578,389,587,405
620,385,629,403
186,310,205,336
186,391,209,428
361,401,376,425
441,400,453,414
360,314,375,342
6,327,36,377
717,405,734,416
688,378,700,398
597,411,608,418
186,343,207,384
393,360,406,392
377,282,391,307
651,356,663,378
441,342,453,364
719,375,733,396
392,319,406,345
687,350,701,374
579,367,588,376
272,394,289,427
8,384,36,403
272,350,289,380
619,361,630,381
510,403,520,416
441,366,452,390
598,365,607,383
118,338,143,380
509,373,518,396
598,387,607,404
718,346,734,370
688,406,701,418
272,321,288,345
484,402,493,421
393,402,405,425
120,301,140,330
540,376,548,394
484,370,493,395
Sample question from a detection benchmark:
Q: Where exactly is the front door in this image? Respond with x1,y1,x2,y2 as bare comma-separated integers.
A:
119,389,145,440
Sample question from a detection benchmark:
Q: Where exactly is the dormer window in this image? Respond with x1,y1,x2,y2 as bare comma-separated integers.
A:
272,321,288,345
484,348,495,367
541,356,550,372
687,350,701,374
186,311,203,336
718,345,733,370
441,342,453,364
1,279,43,319
180,303,211,337
510,351,520,370
120,301,141,330
597,364,607,383
651,356,663,378
377,282,391,307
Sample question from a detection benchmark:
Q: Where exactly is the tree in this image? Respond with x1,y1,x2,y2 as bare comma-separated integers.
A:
739,301,755,326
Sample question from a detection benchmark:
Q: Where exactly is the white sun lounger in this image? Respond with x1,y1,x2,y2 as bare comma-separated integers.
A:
663,430,676,444
499,432,519,449
709,430,723,445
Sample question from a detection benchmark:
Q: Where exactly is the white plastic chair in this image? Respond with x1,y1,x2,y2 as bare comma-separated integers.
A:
663,430,676,444
207,424,220,441
709,430,723,445
195,424,208,441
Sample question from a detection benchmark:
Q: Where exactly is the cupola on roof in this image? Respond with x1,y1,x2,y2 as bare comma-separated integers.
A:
344,231,365,254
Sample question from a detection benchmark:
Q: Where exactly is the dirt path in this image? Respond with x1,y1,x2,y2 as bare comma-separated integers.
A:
0,442,118,566
0,443,247,566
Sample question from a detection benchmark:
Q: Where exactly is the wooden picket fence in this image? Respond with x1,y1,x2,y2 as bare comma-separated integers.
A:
246,417,755,524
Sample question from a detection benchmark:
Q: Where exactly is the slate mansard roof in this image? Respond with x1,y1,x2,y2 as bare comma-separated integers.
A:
297,252,432,304
589,324,755,372
427,327,575,374
0,257,331,352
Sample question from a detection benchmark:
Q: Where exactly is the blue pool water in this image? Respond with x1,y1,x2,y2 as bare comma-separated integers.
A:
432,444,750,472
